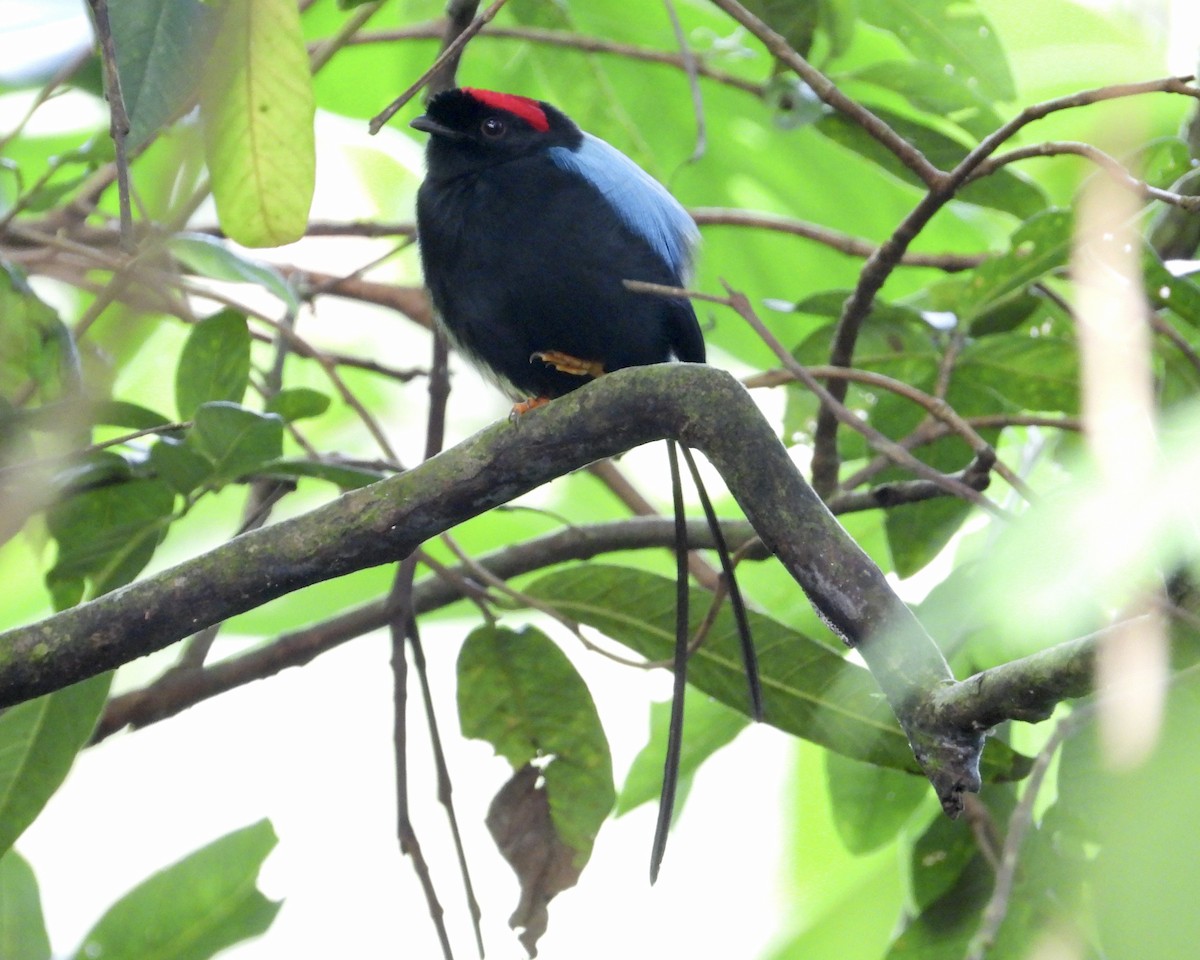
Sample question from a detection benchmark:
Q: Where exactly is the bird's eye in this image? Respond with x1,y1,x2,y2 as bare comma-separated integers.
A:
480,117,506,139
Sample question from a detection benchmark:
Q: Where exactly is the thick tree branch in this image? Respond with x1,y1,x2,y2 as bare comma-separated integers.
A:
1,364,979,809
91,516,763,743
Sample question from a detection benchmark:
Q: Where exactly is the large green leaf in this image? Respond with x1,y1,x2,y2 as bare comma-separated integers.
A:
857,0,1016,101
817,109,1046,218
174,310,251,420
458,625,615,861
0,674,111,859
187,402,283,486
825,751,930,854
46,478,176,597
73,820,281,960
615,688,749,816
524,565,1030,780
0,263,76,407
107,0,217,148
848,61,1004,140
0,849,50,960
956,334,1079,413
199,0,315,247
169,234,300,315
956,209,1074,324
264,387,330,423
261,457,388,490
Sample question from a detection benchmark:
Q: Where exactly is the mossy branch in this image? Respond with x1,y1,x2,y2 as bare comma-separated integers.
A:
0,363,1096,811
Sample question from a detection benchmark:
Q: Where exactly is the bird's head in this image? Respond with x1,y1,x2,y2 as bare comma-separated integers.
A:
410,88,581,179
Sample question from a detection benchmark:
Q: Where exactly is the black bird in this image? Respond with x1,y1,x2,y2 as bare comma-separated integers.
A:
411,87,759,880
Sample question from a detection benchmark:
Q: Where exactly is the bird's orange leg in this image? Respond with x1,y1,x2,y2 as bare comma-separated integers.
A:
509,351,606,419
510,395,552,417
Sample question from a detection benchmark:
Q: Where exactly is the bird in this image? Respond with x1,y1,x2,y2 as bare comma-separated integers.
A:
410,87,759,881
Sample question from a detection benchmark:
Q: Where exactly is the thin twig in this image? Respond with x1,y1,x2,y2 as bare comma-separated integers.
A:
586,460,722,589
428,0,481,98
964,708,1092,960
691,209,984,271
745,363,1034,503
970,139,1200,212
310,0,384,72
344,23,765,97
0,421,189,479
627,279,1004,513
386,562,454,960
369,0,512,134
811,75,1199,497
663,0,706,163
86,0,135,251
707,0,942,187
0,47,92,157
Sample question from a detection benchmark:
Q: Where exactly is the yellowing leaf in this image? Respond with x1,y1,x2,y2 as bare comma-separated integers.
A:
200,0,315,247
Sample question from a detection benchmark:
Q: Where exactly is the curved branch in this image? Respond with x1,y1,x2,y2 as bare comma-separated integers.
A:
92,516,762,742
0,364,977,810
970,140,1200,212
690,208,984,271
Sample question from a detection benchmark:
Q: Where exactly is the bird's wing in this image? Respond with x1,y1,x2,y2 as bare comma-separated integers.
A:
548,133,699,280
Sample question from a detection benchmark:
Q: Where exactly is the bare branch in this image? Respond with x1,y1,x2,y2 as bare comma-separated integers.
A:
369,0,512,133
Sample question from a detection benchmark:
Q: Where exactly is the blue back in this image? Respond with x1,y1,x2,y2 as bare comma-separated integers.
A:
548,133,698,280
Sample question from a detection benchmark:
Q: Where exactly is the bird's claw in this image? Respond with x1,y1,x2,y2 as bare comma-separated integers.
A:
530,350,605,379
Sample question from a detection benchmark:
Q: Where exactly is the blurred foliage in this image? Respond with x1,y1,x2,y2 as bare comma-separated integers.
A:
1,0,1199,957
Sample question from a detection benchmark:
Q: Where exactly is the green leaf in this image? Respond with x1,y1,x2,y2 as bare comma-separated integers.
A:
188,402,283,485
817,0,858,60
616,689,749,816
1135,136,1192,191
262,457,387,490
1054,675,1200,960
90,400,175,431
199,0,315,247
857,0,1015,101
0,849,50,960
1146,249,1200,329
0,674,111,859
0,263,77,407
785,304,941,448
457,625,615,860
46,478,176,596
264,387,330,422
169,234,300,314
175,310,251,420
849,60,1004,140
107,0,218,149
74,819,281,960
825,751,929,854
740,0,819,55
956,209,1074,324
817,109,1046,218
886,494,973,579
524,565,1031,780
956,334,1079,413
150,437,213,496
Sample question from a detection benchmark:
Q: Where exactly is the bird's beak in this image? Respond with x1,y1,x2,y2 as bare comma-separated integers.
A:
410,115,463,139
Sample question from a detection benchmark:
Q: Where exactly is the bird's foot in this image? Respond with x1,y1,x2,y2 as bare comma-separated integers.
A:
530,350,605,379
509,395,551,419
